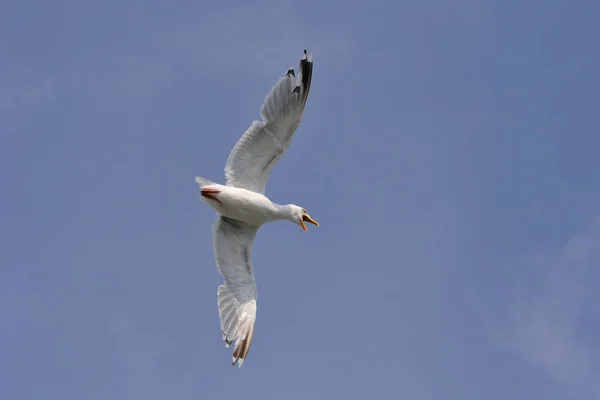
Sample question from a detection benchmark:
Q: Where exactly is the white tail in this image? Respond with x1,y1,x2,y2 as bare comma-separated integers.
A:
195,175,215,188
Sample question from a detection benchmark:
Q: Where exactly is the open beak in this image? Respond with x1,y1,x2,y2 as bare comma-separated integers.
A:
301,214,320,231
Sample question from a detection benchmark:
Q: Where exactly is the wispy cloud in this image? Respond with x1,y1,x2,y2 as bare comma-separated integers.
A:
499,216,600,399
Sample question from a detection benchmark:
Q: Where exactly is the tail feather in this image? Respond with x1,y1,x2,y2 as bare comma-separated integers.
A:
195,176,216,188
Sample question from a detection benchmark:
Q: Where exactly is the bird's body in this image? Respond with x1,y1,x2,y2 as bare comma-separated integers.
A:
197,182,281,225
194,50,318,367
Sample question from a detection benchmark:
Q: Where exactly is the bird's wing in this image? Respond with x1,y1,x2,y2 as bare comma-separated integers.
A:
213,216,260,367
224,50,313,194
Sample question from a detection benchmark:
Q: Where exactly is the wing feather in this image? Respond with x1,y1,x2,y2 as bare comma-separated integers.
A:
213,216,260,367
224,50,313,194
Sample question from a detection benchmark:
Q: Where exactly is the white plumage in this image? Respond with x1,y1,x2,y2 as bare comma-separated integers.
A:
195,50,319,367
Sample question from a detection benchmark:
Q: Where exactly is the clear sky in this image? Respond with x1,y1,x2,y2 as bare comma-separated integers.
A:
1,0,599,399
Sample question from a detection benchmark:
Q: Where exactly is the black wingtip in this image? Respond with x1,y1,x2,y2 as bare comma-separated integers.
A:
298,50,312,105
301,49,313,64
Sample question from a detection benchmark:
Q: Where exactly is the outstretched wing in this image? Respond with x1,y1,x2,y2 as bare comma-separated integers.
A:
224,50,313,194
212,216,260,367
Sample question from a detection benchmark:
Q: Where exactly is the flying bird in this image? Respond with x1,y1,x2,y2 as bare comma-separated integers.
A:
195,50,318,367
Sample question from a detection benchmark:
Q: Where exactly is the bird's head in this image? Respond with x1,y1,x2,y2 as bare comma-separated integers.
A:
290,205,319,231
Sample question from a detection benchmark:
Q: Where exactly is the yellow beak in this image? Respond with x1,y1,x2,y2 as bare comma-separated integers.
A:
301,214,320,231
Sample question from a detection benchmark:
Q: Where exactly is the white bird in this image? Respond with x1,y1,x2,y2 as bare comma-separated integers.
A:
194,50,319,367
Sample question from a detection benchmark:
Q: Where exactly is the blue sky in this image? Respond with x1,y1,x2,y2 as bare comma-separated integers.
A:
1,0,599,399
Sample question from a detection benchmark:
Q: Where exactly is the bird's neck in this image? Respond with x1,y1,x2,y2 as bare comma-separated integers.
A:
273,204,295,222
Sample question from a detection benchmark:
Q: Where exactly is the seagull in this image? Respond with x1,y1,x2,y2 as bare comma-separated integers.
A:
194,50,318,367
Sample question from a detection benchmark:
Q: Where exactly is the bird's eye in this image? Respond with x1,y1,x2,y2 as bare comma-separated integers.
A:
302,208,307,214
